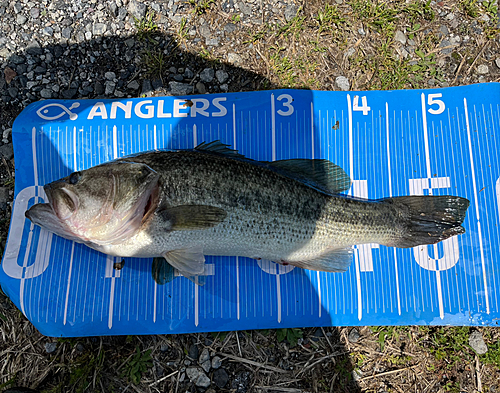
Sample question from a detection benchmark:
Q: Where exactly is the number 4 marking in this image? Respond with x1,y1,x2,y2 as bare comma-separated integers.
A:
353,96,371,115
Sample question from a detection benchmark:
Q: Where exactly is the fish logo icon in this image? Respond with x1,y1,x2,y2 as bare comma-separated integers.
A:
36,102,80,121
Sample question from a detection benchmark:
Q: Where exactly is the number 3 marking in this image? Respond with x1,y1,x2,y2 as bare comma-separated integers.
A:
276,94,294,116
427,93,445,115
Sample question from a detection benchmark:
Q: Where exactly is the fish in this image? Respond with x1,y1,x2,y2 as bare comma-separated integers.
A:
25,141,470,285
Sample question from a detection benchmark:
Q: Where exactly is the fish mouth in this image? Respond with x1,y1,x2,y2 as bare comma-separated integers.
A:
25,203,82,242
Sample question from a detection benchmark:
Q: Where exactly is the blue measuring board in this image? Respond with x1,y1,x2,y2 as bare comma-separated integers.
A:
1,84,499,337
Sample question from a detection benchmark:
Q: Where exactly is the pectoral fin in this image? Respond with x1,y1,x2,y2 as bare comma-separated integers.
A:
158,205,227,231
288,247,353,273
163,246,207,286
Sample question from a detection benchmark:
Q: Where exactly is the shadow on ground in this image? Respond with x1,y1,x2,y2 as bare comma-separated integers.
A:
0,29,362,393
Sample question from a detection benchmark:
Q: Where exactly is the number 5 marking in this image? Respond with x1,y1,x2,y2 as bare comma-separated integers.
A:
427,93,445,115
276,94,294,116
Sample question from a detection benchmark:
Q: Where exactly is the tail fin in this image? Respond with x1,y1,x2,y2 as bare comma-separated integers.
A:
382,195,470,248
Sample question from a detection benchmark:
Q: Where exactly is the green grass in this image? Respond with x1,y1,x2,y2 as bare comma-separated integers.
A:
186,0,215,15
134,12,159,43
120,346,153,385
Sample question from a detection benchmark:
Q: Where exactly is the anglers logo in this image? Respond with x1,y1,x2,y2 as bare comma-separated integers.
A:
36,102,80,121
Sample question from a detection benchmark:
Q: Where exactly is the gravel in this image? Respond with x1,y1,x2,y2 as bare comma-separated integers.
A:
469,331,488,355
335,76,350,91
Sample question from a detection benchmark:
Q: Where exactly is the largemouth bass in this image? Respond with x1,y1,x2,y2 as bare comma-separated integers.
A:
25,141,470,283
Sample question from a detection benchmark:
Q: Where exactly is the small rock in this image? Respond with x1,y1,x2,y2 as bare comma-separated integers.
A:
170,81,193,95
477,64,489,74
42,27,53,36
94,81,105,95
3,128,12,143
495,58,500,69
227,52,243,66
40,89,53,99
216,70,229,83
62,27,72,39
199,348,210,363
128,0,147,19
199,24,211,39
127,80,140,90
125,37,135,48
224,23,237,34
16,14,27,24
439,40,452,55
26,40,43,56
0,143,13,160
352,369,363,382
200,68,214,83
185,367,210,388
30,7,40,19
188,344,199,360
93,23,107,35
211,356,222,369
213,368,229,388
284,5,298,22
141,79,152,95
183,68,194,79
62,89,77,99
348,327,360,343
109,2,118,17
206,38,220,46
45,342,57,354
105,71,116,80
8,87,18,98
394,30,406,45
439,25,449,36
152,78,163,90
358,27,365,35
469,331,488,354
335,76,350,91
105,81,116,95
118,7,127,20
4,67,17,84
196,81,206,94
0,187,7,210
201,359,211,373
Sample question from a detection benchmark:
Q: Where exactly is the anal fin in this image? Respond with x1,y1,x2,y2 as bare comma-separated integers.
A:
288,247,353,273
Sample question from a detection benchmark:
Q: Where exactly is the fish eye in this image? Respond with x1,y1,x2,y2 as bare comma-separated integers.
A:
69,172,82,185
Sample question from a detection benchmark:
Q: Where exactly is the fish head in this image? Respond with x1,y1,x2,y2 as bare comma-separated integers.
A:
26,161,160,245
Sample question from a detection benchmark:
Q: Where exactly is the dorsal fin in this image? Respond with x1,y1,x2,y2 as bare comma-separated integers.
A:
195,141,247,159
268,159,352,194
195,141,351,194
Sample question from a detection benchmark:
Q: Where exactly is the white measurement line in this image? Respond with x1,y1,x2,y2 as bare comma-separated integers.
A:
63,242,75,325
464,98,490,314
271,94,276,161
193,123,199,326
153,124,157,150
347,94,363,321
386,103,401,315
311,102,314,159
420,93,444,319
231,128,240,320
